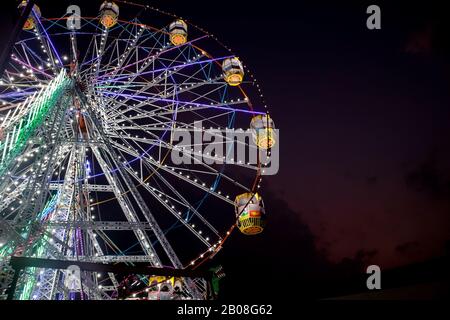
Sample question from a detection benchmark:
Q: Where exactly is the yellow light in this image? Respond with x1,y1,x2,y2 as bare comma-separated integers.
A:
23,18,35,30
237,217,265,235
101,14,118,29
255,128,275,149
170,34,187,46
225,73,243,86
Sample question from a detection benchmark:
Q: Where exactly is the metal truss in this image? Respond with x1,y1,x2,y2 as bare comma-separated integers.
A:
0,6,269,300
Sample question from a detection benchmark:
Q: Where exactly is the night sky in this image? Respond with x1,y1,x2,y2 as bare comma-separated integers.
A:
162,0,450,298
2,0,450,300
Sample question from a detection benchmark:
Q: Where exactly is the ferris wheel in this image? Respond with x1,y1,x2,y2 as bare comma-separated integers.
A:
0,0,276,300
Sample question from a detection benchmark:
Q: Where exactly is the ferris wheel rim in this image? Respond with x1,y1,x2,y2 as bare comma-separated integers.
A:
0,2,271,284
9,15,264,186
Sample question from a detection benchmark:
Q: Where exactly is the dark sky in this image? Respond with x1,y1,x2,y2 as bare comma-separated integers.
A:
146,0,450,261
3,0,450,299
134,0,450,298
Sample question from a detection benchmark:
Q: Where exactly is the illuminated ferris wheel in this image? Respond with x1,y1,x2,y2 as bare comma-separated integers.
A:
0,1,276,300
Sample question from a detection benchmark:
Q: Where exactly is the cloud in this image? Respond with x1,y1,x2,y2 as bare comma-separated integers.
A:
404,152,450,201
366,176,378,185
211,191,381,299
395,241,420,255
405,26,433,56
402,4,450,59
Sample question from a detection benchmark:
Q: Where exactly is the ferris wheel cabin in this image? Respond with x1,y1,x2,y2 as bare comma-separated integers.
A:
222,57,244,86
250,114,276,149
169,19,188,46
147,276,180,300
235,193,266,235
18,1,41,30
99,1,119,29
0,2,273,300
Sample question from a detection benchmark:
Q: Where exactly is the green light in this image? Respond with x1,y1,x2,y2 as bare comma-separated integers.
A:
0,70,72,176
14,193,59,300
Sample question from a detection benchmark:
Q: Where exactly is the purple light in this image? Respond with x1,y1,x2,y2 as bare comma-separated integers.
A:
100,91,265,115
11,57,53,79
0,90,38,99
96,56,234,84
34,9,62,66
93,34,209,78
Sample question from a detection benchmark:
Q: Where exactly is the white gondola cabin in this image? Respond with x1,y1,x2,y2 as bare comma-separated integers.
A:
234,192,266,235
222,57,244,86
169,19,188,46
18,1,41,31
99,1,119,29
250,115,276,149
